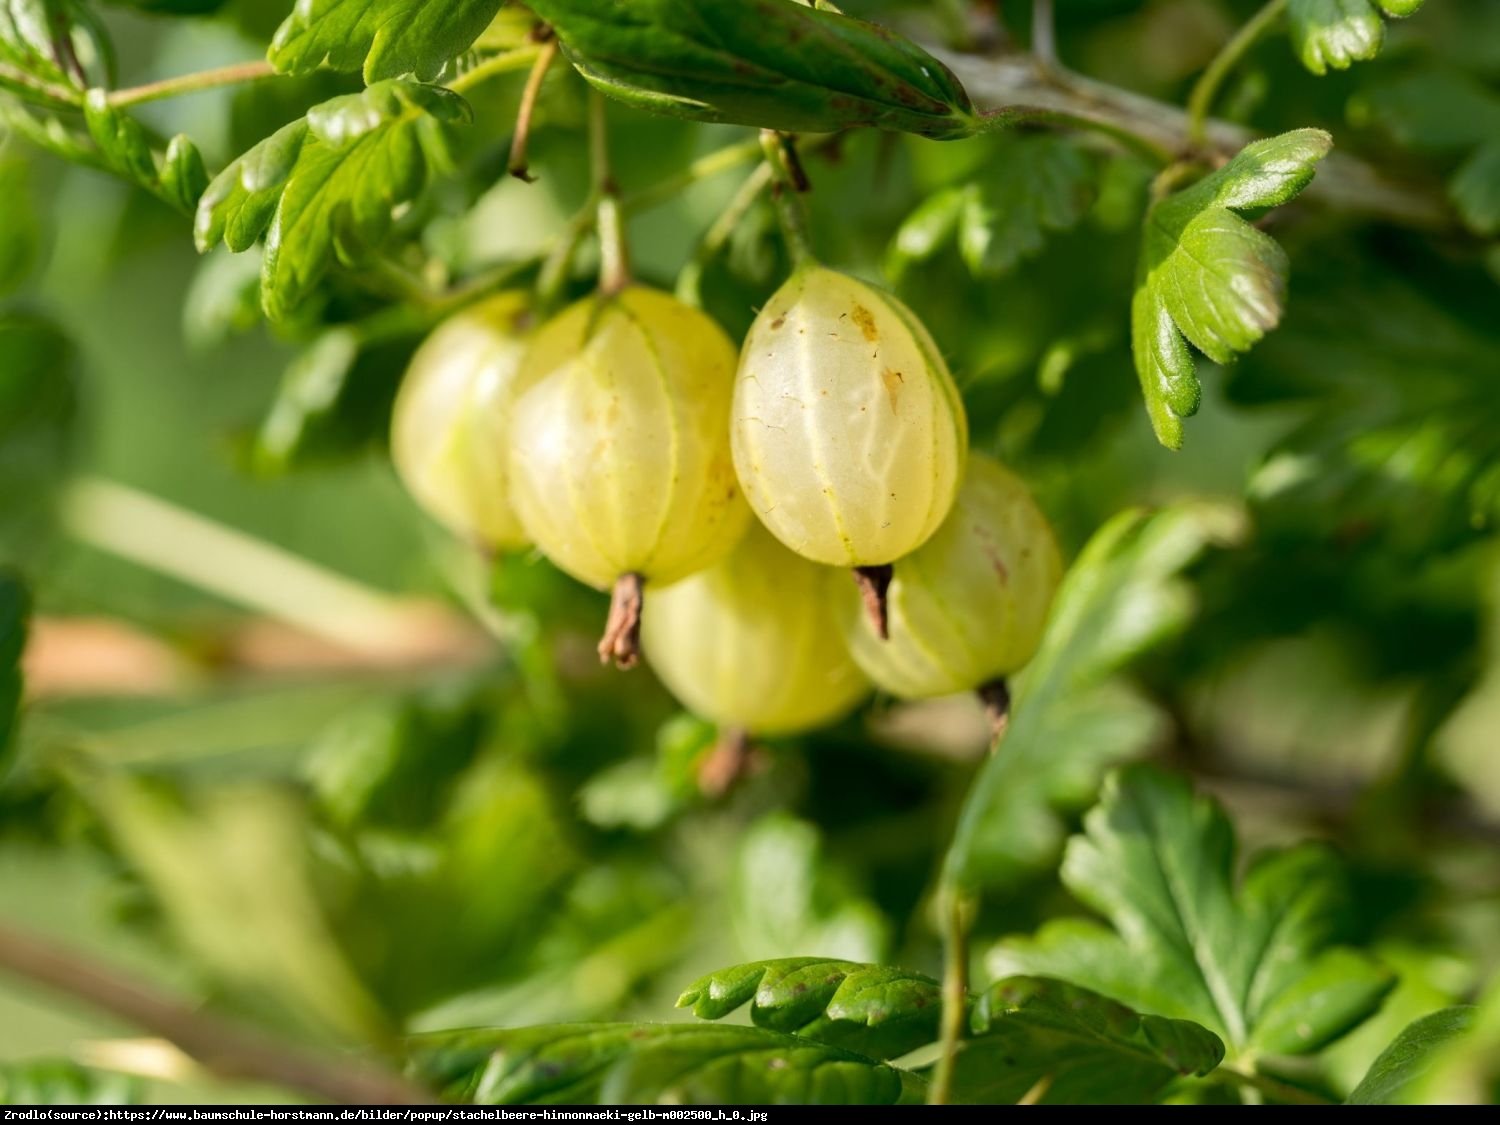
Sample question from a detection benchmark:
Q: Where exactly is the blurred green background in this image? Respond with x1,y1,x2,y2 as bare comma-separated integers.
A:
1,0,1498,1105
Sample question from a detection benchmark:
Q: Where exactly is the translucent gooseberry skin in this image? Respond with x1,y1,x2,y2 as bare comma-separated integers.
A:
840,453,1063,698
390,291,533,550
507,286,750,591
642,521,872,735
732,265,969,567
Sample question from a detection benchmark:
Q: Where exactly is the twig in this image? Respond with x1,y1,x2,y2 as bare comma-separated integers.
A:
1185,0,1290,147
108,61,277,110
928,43,1449,227
0,921,431,1105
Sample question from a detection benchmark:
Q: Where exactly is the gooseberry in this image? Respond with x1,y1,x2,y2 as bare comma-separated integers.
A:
642,521,871,735
508,286,750,667
839,452,1062,709
390,291,534,551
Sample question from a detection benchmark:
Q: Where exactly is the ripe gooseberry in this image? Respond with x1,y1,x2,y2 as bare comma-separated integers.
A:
508,286,751,667
731,265,968,635
839,452,1062,729
642,520,871,737
390,291,533,551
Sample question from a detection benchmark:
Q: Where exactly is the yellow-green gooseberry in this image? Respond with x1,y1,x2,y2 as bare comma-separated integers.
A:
839,452,1062,710
507,286,751,667
731,265,969,635
642,521,872,736
390,291,534,551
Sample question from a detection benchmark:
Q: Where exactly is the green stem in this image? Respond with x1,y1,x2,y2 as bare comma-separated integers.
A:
590,92,631,295
1185,0,1289,148
107,60,277,109
972,104,1172,165
675,162,773,307
1216,1066,1336,1106
759,129,815,266
446,44,545,95
928,888,975,1106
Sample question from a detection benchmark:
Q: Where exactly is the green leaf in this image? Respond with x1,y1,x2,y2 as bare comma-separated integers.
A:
958,138,1096,277
0,0,111,106
1347,1007,1476,1104
731,812,889,965
988,766,1395,1060
0,313,77,566
410,1023,923,1105
678,959,941,1059
943,503,1242,892
0,571,26,764
253,326,416,473
1132,129,1331,448
0,1059,140,1105
1451,136,1500,237
1287,0,1425,76
1407,974,1500,1104
950,976,1225,1105
526,0,974,138
891,137,1096,280
1229,247,1500,552
270,0,506,84
82,89,208,213
196,80,469,320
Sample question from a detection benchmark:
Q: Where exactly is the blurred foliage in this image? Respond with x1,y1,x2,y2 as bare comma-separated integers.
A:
0,0,1495,1109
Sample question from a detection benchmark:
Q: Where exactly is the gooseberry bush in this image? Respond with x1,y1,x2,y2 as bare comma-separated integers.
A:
1,0,1499,1109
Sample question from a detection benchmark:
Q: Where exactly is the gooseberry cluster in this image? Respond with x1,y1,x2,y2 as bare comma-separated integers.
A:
391,261,1062,745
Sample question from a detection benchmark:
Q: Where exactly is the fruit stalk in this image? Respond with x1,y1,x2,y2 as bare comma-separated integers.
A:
852,564,894,640
759,129,815,264
978,678,1011,744
598,572,645,669
591,92,632,295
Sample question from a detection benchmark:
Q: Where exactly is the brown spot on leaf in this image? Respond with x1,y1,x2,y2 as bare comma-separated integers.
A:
851,304,879,342
881,368,904,413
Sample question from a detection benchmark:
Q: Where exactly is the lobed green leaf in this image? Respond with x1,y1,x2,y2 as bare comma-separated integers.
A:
1132,129,1331,448
950,976,1225,1104
195,80,469,320
410,1023,922,1105
0,0,111,105
678,958,941,1060
1288,0,1426,77
269,0,506,83
891,137,1096,280
988,766,1395,1060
